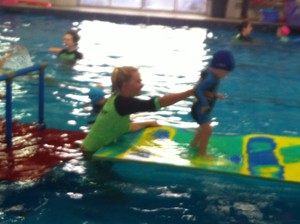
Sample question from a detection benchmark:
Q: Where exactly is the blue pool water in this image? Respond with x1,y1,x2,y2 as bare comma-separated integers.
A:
1,10,300,223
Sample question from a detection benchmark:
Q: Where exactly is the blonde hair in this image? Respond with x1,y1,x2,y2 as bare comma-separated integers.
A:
111,66,138,93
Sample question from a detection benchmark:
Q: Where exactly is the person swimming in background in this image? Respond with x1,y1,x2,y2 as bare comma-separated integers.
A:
190,50,235,158
0,44,34,99
1,44,56,86
276,25,290,42
88,84,107,114
0,45,33,71
232,20,253,43
0,51,13,68
57,30,83,61
0,52,11,99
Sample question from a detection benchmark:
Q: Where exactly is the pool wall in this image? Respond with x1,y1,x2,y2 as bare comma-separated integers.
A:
0,4,287,34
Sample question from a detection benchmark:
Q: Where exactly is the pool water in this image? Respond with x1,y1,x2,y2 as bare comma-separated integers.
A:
1,11,300,224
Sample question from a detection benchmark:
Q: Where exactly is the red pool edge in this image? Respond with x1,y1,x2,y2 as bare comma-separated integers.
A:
0,119,86,181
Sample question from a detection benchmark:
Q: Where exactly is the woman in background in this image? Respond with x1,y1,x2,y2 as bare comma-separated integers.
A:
232,20,253,43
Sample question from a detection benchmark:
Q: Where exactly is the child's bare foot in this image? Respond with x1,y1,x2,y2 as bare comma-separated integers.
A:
199,153,213,160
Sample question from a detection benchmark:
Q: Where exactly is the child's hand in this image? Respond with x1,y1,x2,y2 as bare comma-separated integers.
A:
204,91,214,100
216,93,224,100
201,105,210,113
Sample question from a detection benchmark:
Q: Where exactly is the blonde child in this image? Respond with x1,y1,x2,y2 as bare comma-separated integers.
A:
88,84,107,114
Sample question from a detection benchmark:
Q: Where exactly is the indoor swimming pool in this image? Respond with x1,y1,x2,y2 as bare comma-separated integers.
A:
1,9,300,224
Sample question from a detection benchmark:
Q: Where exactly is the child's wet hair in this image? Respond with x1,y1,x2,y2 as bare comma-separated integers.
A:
237,20,251,32
111,66,138,93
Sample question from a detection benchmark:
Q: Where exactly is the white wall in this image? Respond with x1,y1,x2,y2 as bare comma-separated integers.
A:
226,0,241,19
226,0,264,19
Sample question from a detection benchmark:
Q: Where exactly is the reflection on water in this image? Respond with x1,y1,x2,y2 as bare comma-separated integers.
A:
2,44,33,70
1,161,300,223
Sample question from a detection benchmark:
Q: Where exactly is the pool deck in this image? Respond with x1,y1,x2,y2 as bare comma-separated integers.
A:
0,4,285,33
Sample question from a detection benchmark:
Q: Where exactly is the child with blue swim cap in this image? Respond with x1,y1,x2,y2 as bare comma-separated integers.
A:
190,50,235,158
88,84,107,114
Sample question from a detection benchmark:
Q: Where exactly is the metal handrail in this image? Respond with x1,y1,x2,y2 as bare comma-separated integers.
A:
0,62,47,148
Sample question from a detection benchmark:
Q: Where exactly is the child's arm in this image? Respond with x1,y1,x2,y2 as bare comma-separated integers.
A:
95,98,107,106
48,48,62,53
195,76,218,113
195,77,215,106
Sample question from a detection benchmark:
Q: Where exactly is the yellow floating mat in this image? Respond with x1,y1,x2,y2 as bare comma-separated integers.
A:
93,126,300,184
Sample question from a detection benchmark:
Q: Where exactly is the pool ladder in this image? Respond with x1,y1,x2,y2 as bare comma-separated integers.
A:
0,63,47,148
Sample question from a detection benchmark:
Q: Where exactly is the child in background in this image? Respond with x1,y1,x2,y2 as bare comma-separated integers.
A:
49,30,83,61
0,44,34,99
0,45,33,71
190,50,235,158
276,25,290,42
232,20,253,43
0,50,12,100
88,84,107,114
0,51,12,68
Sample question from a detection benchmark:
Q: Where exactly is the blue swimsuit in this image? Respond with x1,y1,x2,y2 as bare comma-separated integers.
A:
191,70,220,124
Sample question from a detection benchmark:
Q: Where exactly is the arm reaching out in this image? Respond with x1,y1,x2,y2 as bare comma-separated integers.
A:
158,88,194,108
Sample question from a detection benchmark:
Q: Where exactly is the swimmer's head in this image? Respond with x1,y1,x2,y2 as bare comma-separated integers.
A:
280,26,290,36
237,20,253,36
210,50,235,72
64,30,80,47
88,86,105,105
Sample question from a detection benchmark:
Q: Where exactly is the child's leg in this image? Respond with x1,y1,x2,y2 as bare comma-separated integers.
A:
190,126,202,148
199,122,212,156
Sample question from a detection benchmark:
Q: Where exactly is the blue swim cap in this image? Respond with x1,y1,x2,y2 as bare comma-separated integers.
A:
88,87,105,105
210,50,235,71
